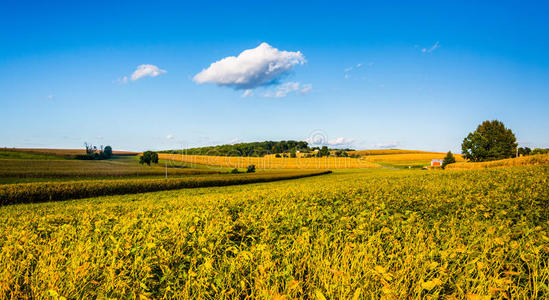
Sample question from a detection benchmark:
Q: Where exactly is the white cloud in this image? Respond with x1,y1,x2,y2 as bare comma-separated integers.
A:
166,134,174,140
327,137,356,147
300,84,312,94
374,141,400,149
242,89,254,98
47,94,55,100
193,42,306,90
131,64,166,81
229,138,240,144
262,82,312,98
422,41,440,54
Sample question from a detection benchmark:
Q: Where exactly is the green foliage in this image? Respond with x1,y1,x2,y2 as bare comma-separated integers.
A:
531,148,549,155
103,146,113,158
318,146,330,157
441,151,456,169
461,120,518,162
140,151,159,166
290,150,297,158
77,143,114,160
246,164,256,173
160,140,310,157
230,168,239,174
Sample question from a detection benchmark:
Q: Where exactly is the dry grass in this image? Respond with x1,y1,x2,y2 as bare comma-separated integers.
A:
447,154,549,170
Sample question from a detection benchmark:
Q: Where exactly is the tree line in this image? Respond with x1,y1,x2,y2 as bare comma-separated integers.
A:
160,141,354,157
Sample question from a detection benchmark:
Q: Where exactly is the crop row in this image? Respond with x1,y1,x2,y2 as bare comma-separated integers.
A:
0,170,331,205
0,158,218,178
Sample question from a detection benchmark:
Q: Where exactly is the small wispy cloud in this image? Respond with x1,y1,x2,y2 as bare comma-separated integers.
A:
327,137,355,147
229,138,240,144
46,94,55,100
374,141,399,149
421,41,440,53
262,82,312,98
131,64,167,81
116,65,166,84
242,89,254,98
166,134,174,140
344,62,370,79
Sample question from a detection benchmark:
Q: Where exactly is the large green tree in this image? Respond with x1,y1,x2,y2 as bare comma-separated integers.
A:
461,120,517,162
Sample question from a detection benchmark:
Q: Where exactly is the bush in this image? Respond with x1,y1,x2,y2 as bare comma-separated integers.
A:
140,151,159,166
231,168,239,174
104,146,113,158
442,151,456,169
247,165,256,173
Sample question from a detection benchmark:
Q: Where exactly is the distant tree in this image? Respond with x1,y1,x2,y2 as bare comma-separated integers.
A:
319,146,330,157
461,120,517,162
140,151,159,166
104,146,113,158
531,148,549,155
231,168,239,174
290,150,297,158
247,164,256,173
441,151,456,169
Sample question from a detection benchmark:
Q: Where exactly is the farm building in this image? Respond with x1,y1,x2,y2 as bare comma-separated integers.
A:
431,159,443,166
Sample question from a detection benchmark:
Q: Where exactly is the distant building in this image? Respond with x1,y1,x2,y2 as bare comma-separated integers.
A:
431,159,443,166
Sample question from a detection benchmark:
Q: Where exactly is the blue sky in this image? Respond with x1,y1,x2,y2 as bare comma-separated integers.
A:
1,0,548,152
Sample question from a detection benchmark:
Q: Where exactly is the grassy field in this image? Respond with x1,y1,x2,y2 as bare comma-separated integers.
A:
0,148,138,158
0,166,547,298
0,156,220,180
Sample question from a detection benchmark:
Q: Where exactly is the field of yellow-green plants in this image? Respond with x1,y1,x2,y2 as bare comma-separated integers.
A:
447,153,549,170
0,166,547,298
159,153,381,169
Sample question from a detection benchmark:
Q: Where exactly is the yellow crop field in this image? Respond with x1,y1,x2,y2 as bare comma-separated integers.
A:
159,153,381,169
0,166,547,298
349,149,444,156
363,153,465,162
447,153,549,170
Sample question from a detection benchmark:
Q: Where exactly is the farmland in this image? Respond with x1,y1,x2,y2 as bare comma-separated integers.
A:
0,165,547,298
158,153,381,169
447,153,549,170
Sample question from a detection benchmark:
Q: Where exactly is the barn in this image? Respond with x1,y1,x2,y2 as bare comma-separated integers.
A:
431,159,443,167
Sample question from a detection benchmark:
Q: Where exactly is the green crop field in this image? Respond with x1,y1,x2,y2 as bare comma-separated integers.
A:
0,166,547,298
